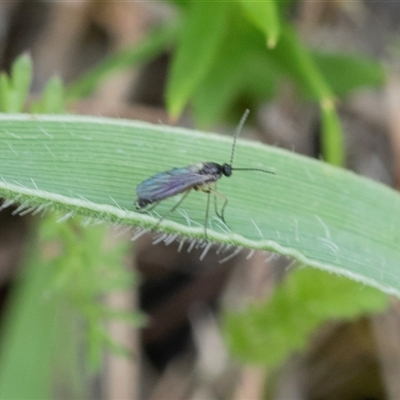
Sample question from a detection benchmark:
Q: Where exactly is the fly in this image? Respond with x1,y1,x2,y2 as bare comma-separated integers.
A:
134,109,274,238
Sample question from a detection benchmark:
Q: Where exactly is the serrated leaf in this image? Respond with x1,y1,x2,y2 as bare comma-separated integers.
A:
223,267,388,365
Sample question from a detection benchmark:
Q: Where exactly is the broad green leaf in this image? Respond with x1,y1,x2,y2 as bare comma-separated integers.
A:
223,267,388,365
165,1,229,118
239,0,281,48
1,114,400,297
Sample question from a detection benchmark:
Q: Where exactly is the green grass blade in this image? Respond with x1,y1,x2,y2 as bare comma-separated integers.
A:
0,114,400,296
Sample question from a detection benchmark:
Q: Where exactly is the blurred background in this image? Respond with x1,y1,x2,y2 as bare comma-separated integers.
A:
0,1,399,399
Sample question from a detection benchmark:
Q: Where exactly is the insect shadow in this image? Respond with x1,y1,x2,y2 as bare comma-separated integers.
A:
134,109,275,239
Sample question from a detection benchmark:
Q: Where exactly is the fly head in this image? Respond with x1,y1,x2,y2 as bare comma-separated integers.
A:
221,163,232,177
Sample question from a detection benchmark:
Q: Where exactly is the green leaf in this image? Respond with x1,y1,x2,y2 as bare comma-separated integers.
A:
9,53,32,112
270,25,333,101
31,76,66,114
1,114,400,297
165,1,230,118
239,0,281,48
320,99,344,166
0,260,66,399
241,49,280,102
0,54,32,113
223,267,388,365
0,73,10,112
314,51,385,97
191,26,251,125
192,49,279,126
268,26,344,164
66,24,177,100
192,26,279,126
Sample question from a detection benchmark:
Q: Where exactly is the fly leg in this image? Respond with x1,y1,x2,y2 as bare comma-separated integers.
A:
209,188,229,227
204,190,211,240
143,202,160,213
154,190,191,231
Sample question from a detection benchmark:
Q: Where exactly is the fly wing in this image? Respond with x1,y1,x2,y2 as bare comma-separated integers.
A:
136,165,211,202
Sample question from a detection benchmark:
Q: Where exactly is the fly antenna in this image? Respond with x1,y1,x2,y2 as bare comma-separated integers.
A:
232,167,275,174
229,109,250,166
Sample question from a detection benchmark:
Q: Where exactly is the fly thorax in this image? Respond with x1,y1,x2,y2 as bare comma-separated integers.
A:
200,162,223,177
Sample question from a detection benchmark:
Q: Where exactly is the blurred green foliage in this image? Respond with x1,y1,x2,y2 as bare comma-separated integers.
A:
223,266,388,366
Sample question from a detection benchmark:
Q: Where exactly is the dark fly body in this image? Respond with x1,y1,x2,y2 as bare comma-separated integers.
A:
134,110,274,238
